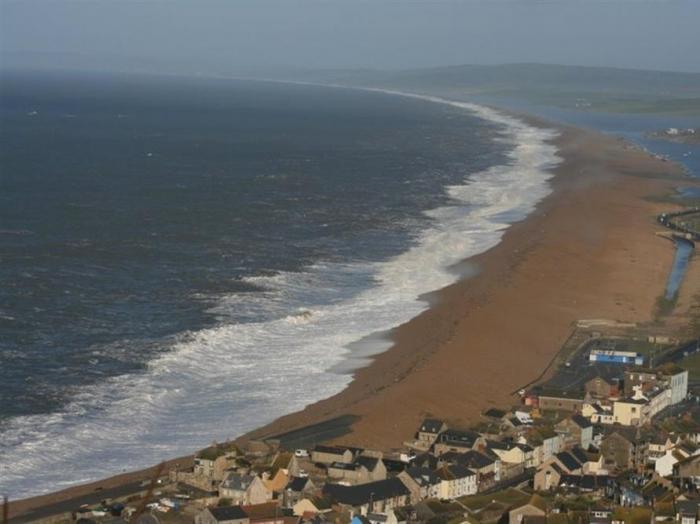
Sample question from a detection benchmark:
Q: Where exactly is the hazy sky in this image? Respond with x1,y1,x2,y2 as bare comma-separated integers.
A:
2,0,699,74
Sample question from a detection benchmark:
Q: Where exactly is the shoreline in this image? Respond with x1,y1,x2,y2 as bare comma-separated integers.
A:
2,87,559,501
5,111,690,521
241,120,687,447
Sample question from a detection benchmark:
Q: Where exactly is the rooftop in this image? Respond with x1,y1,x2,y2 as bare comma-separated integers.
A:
323,478,410,506
314,445,349,455
419,418,445,434
209,505,248,521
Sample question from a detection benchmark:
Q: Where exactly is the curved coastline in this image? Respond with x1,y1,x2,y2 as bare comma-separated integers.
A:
241,116,685,445
5,88,689,519
1,86,559,500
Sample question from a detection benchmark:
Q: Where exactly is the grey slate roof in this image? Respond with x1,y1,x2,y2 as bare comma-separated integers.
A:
413,453,439,469
555,451,582,472
314,445,348,455
209,505,249,521
330,461,358,471
485,439,511,451
676,500,700,517
287,476,311,492
442,450,495,469
382,458,408,473
355,456,381,471
439,429,480,447
220,473,255,492
406,467,441,486
323,478,410,506
572,414,593,429
570,447,589,464
419,419,444,434
437,464,476,480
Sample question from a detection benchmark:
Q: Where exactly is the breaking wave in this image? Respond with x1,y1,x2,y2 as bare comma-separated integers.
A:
0,87,560,498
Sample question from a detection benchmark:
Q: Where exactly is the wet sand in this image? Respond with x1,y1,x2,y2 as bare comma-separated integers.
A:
6,120,689,520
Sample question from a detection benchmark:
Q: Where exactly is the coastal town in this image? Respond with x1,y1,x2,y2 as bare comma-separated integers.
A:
4,0,700,521
12,315,700,524
4,106,700,524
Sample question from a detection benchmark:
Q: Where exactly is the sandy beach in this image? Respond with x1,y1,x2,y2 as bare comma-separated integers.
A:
6,118,690,520
241,121,688,448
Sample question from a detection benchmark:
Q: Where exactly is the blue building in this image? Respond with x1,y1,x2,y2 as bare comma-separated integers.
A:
589,349,644,366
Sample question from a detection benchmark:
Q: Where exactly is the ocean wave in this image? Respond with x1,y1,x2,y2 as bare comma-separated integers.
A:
0,86,560,498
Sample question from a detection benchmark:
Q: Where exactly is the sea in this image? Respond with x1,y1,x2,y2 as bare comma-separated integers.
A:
0,70,561,498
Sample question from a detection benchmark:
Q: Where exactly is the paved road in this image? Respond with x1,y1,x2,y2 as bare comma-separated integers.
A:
656,339,700,366
537,338,621,393
537,337,700,395
9,481,147,523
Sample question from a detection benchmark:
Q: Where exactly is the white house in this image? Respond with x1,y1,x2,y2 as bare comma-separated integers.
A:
660,366,689,405
655,449,684,477
436,465,477,499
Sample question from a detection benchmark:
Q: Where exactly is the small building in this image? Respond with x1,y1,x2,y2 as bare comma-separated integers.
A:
435,464,477,499
559,474,612,495
599,429,647,472
323,478,411,516
311,445,354,465
486,440,534,469
240,502,286,524
433,429,483,456
589,504,613,524
534,461,564,491
657,364,689,404
537,389,585,412
612,398,649,427
189,444,240,488
519,426,562,467
624,369,659,397
676,500,700,524
440,449,500,485
219,474,271,506
555,414,593,450
533,451,582,491
585,376,620,400
416,418,447,447
674,453,700,488
583,402,614,425
365,510,399,524
327,457,387,485
262,468,289,494
654,449,685,477
196,506,249,524
589,349,643,366
291,496,333,518
647,434,677,460
397,467,441,502
283,477,315,507
508,494,546,524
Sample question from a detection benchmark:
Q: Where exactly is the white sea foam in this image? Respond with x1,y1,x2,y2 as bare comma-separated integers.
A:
0,86,560,498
